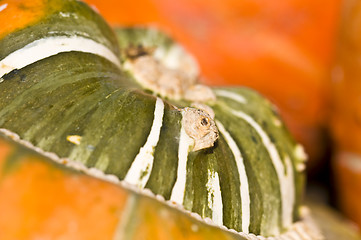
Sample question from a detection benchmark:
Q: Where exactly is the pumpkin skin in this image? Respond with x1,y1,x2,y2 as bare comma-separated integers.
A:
0,0,306,237
84,0,342,169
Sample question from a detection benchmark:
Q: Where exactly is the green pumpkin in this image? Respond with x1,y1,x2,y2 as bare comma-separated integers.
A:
0,0,307,237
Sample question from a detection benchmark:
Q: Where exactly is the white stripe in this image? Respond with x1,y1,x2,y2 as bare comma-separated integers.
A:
216,120,250,233
284,155,295,227
124,98,164,188
229,109,294,228
206,169,223,226
215,90,247,104
170,116,194,204
0,3,7,12
0,36,121,77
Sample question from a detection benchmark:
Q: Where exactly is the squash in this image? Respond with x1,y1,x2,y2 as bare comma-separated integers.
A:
0,0,313,238
83,0,342,169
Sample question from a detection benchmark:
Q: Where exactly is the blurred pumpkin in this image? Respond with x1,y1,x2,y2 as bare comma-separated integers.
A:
330,0,361,229
0,130,322,240
84,0,342,169
0,0,312,238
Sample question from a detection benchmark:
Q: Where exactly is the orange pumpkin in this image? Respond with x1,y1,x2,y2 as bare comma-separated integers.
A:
330,0,361,229
84,0,342,168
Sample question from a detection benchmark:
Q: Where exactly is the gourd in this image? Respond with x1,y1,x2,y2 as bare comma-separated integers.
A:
83,0,341,169
0,0,317,238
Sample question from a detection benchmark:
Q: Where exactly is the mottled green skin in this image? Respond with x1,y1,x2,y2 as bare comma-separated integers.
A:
0,0,304,236
213,89,304,232
115,27,174,62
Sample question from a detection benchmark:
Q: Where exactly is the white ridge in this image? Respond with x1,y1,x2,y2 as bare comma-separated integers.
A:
170,114,194,204
0,36,121,77
124,98,164,188
206,169,223,226
215,90,247,104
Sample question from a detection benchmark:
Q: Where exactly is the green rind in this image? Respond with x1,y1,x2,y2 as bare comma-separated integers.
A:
213,138,244,231
115,27,174,61
213,87,304,222
145,105,182,199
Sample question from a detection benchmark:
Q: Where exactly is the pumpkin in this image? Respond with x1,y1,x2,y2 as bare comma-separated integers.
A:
0,129,323,240
0,0,314,238
330,0,361,229
83,0,342,169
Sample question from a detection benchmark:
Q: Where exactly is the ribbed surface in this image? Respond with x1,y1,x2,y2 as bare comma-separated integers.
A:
0,0,305,237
